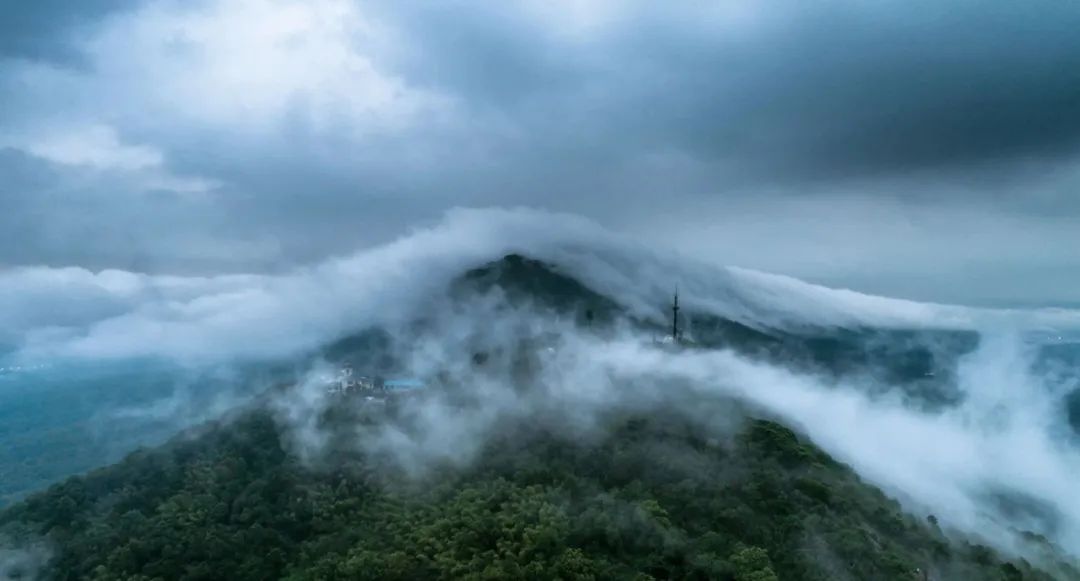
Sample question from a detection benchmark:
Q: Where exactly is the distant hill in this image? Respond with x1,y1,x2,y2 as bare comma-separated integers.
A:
0,361,264,508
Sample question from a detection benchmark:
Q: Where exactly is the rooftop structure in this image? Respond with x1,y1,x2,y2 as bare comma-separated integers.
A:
325,364,376,395
383,378,426,392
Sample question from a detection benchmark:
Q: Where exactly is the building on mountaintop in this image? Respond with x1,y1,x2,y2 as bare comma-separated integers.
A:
383,378,427,395
326,363,377,395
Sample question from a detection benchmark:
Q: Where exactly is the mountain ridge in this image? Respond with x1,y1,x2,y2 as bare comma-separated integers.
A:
1,254,1077,580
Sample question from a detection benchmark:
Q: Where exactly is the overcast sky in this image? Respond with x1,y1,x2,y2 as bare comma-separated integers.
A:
2,0,1080,306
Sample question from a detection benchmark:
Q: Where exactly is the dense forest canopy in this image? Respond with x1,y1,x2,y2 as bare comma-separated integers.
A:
3,255,1079,580
3,401,1073,581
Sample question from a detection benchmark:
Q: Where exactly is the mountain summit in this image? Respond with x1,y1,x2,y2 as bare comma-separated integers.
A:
2,255,1077,580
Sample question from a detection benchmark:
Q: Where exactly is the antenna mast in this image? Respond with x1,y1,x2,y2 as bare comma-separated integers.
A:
671,287,680,343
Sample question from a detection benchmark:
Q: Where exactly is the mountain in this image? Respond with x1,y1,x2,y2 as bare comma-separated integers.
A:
453,254,979,407
3,403,1071,581
1,254,1077,580
455,253,623,324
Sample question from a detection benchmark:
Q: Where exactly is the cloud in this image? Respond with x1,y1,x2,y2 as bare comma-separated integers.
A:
5,204,1080,562
0,538,50,581
619,331,1080,557
20,124,162,171
12,0,448,140
3,0,1080,301
5,208,1079,365
2,124,217,194
378,0,1080,179
266,279,1080,562
0,0,138,63
5,0,1080,569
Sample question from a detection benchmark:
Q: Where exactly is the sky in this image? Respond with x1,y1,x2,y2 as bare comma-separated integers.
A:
3,0,1080,306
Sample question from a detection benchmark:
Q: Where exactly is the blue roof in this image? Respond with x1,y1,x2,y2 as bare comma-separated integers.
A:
384,378,426,390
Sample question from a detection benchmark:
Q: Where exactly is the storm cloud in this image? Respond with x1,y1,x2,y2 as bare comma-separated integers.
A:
2,0,1080,303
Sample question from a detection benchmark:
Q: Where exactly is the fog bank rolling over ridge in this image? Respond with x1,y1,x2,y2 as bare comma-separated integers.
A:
3,207,1080,566
3,207,1079,365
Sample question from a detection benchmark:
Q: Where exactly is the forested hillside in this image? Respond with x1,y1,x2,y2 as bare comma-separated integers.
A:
2,399,1073,580
4,254,1078,580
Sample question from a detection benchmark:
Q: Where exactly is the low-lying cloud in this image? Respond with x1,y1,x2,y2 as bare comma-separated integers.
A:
0,538,49,581
268,287,1080,564
5,208,1079,366
5,207,1080,564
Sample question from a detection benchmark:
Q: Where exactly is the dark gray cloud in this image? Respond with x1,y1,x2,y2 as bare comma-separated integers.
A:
2,0,1080,303
0,0,142,63
0,147,271,273
377,1,1080,182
